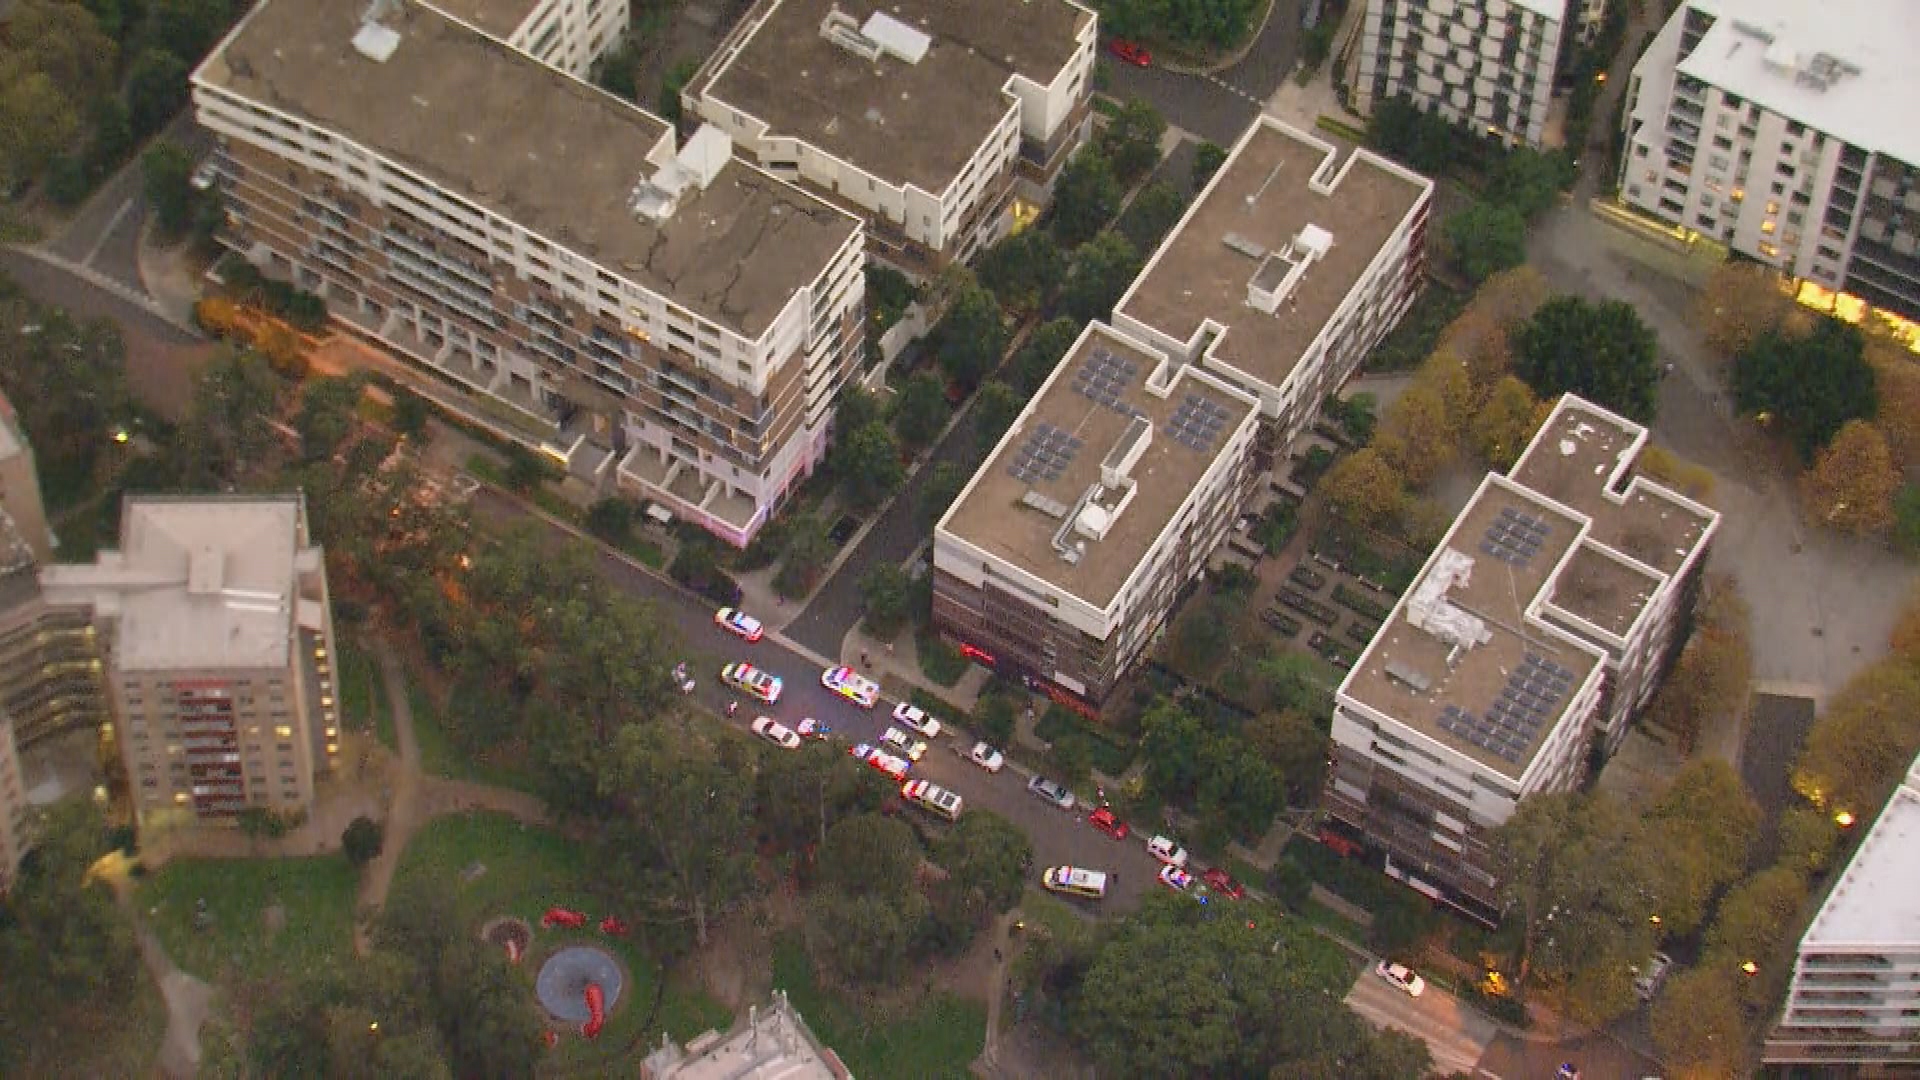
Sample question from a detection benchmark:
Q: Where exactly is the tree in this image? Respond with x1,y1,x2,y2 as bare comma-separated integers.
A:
837,421,905,512
971,379,1024,460
933,810,1032,919
1170,595,1236,677
1650,966,1745,1079
1891,585,1920,663
832,385,886,444
1061,232,1141,323
806,884,929,985
1867,339,1920,470
658,58,698,125
1697,260,1797,357
1139,701,1207,802
1637,444,1716,501
1011,316,1083,395
1800,418,1898,533
1195,738,1284,840
1470,375,1542,468
1485,148,1572,220
774,512,834,600
1051,148,1121,247
1119,181,1186,254
859,563,913,638
149,0,234,65
8,0,117,101
919,459,969,525
1373,383,1456,490
390,385,431,440
1245,709,1329,805
0,72,81,189
296,374,365,461
125,48,189,137
342,815,384,869
175,349,284,488
1791,657,1920,819
500,442,547,492
142,139,198,234
1705,864,1809,1004
85,96,131,174
1514,295,1661,423
1644,576,1750,757
0,302,131,502
1259,651,1331,717
1321,448,1405,529
1367,96,1461,174
1732,316,1876,460
977,230,1066,315
893,370,952,451
753,742,886,857
1101,99,1166,185
1192,140,1228,189
589,38,640,101
1640,760,1758,935
931,284,1007,390
972,691,1017,747
1444,202,1528,284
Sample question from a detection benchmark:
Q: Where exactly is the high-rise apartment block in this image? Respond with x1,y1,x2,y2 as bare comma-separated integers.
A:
39,496,340,830
425,0,626,77
1766,753,1920,1068
1326,396,1717,921
1349,0,1569,148
1619,0,1920,325
686,0,1097,276
933,118,1431,705
193,0,868,547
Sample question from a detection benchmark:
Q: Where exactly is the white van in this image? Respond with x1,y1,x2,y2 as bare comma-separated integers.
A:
1042,866,1109,899
901,779,962,821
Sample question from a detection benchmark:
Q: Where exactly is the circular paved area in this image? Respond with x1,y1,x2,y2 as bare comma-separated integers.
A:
534,945,623,1023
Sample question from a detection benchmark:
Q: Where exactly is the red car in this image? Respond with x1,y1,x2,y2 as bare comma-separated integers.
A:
1108,39,1152,67
1088,806,1131,839
1201,867,1245,899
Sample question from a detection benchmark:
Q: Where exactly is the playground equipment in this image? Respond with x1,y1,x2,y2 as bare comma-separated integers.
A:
541,907,588,929
599,915,629,936
535,946,623,1031
503,937,522,963
581,983,605,1039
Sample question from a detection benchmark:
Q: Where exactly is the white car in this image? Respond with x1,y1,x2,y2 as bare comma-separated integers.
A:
1374,962,1426,998
750,716,801,750
1158,865,1195,892
890,702,942,738
1146,835,1189,869
714,607,764,642
965,741,1005,772
821,665,880,708
721,662,782,704
879,726,929,762
1027,775,1075,810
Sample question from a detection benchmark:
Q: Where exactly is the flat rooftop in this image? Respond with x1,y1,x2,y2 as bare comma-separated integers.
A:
419,0,535,39
649,997,843,1079
942,325,1257,611
1801,755,1920,950
697,0,1091,194
1679,0,1920,168
201,0,860,340
39,496,306,672
1344,479,1601,779
1117,120,1428,394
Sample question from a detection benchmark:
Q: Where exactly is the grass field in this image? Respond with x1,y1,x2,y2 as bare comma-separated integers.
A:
139,855,360,989
335,634,392,750
403,671,541,794
771,938,985,1080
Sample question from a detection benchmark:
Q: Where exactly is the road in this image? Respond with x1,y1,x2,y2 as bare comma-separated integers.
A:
47,112,212,293
468,488,1172,912
1101,0,1305,145
1347,971,1501,1077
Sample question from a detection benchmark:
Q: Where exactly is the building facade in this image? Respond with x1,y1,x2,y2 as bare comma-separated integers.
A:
1349,0,1567,147
1766,753,1920,1068
686,0,1097,276
424,0,627,77
0,392,51,566
1619,0,1920,325
932,118,1432,706
641,990,849,1079
1326,396,1717,921
39,496,340,831
0,711,26,891
193,0,868,548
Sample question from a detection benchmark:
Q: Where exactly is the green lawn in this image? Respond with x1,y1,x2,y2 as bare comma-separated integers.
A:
771,938,985,1080
336,634,393,750
403,671,542,794
392,813,730,1062
138,855,361,988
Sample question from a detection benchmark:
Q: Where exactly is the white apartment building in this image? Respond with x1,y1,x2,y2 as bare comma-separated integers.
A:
686,0,1098,276
1327,396,1717,921
193,0,868,548
933,118,1433,706
1766,753,1920,1068
40,497,340,831
424,0,626,77
1619,0,1920,325
1350,0,1567,148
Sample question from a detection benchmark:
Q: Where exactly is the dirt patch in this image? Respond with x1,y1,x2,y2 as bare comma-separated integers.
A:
124,335,220,420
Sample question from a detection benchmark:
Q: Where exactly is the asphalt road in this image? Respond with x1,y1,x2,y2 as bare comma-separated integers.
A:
48,113,211,292
1100,0,1305,146
1347,970,1500,1076
469,488,1173,912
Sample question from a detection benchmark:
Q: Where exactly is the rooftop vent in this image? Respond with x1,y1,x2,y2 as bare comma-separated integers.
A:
821,8,883,61
862,12,931,64
1405,548,1490,650
1247,225,1332,314
629,125,733,223
351,20,401,62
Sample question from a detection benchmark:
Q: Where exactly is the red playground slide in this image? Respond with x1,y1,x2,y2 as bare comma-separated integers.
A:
581,983,605,1039
599,915,629,936
541,907,588,929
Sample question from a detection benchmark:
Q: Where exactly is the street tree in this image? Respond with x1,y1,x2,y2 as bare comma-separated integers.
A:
295,374,365,461
918,459,969,525
1444,202,1527,284
858,563,913,639
774,512,834,600
1791,656,1920,820
1061,231,1141,323
142,138,199,234
1139,701,1207,802
836,421,905,512
1514,295,1661,423
972,378,1025,459
833,385,886,443
1732,316,1876,460
1321,448,1406,529
971,690,1017,748
933,809,1032,921
931,284,1007,390
1245,709,1330,805
894,370,952,451
1643,575,1750,756
1801,418,1898,533
976,230,1066,316
1650,966,1746,1080
1118,181,1187,255
1010,316,1083,395
124,47,189,137
342,815,384,869
1051,148,1121,247
1192,140,1228,189
1101,99,1166,185
1469,375,1542,468
1374,382,1457,490
1697,260,1797,357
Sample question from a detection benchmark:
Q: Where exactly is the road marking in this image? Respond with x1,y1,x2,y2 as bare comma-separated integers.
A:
83,198,136,269
1202,74,1262,105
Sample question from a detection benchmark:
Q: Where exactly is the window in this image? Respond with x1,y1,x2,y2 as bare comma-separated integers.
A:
274,724,293,738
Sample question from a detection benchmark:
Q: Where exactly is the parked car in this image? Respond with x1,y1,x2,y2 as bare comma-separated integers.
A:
1158,865,1195,892
714,607,764,642
1107,38,1151,66
720,662,782,704
964,741,1005,772
879,726,930,762
1088,806,1131,839
750,716,802,750
1147,835,1189,868
795,717,832,741
821,665,880,708
1027,775,1075,810
849,742,911,781
1374,961,1426,997
891,702,942,738
1200,867,1244,899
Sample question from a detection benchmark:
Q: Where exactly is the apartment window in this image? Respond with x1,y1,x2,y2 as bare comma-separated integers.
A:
1786,120,1806,137
1766,200,1780,215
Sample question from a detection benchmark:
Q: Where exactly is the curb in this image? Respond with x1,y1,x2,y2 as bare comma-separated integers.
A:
13,245,208,340
1154,0,1279,77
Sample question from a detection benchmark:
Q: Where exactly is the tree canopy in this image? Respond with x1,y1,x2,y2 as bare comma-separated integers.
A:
931,284,1008,390
1050,148,1121,248
1061,232,1142,323
976,230,1066,316
1800,418,1898,533
836,421,906,512
1731,316,1876,460
894,370,952,451
1445,202,1528,284
1101,99,1166,185
1514,295,1661,423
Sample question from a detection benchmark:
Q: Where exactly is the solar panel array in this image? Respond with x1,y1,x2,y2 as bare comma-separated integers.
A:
1005,421,1083,485
1482,505,1552,567
1072,347,1140,414
1163,393,1232,454
1435,651,1576,764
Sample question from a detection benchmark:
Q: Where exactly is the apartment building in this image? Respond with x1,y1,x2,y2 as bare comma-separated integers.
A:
39,496,340,831
424,0,625,76
1766,753,1920,1068
932,118,1431,706
1619,0,1920,326
1349,0,1568,148
1326,396,1717,922
192,0,868,548
686,0,1097,276
0,392,51,565
0,711,24,891
641,990,848,1079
